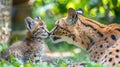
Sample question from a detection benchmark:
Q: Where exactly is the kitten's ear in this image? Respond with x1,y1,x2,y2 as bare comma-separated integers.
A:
25,17,36,32
76,8,84,15
67,8,78,24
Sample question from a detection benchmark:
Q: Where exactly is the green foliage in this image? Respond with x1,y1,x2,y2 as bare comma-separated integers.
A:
33,0,120,28
2,56,120,67
0,44,107,67
6,0,120,67
0,60,14,67
0,43,8,52
0,44,120,67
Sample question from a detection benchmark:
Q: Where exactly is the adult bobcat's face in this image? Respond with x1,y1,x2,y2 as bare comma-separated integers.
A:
25,17,49,39
50,8,82,44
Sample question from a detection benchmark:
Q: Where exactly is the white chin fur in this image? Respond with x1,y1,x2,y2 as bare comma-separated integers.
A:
50,35,79,46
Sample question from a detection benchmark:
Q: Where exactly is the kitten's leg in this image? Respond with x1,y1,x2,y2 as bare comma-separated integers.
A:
15,58,24,64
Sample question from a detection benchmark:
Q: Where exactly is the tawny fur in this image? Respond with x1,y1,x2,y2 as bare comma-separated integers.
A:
50,8,120,67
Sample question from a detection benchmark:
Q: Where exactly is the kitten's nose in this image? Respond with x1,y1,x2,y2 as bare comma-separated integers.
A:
48,32,50,36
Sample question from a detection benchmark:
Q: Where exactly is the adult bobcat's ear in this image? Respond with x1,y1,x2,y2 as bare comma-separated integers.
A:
76,8,84,15
67,8,78,24
25,17,36,32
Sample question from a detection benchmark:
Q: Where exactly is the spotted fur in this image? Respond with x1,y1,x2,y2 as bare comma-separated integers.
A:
50,8,120,67
1,17,50,64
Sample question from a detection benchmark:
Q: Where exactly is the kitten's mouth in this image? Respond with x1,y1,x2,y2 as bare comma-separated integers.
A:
40,33,49,38
42,34,48,36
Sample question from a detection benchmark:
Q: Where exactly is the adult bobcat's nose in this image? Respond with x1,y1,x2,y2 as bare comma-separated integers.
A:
49,31,53,35
50,26,58,35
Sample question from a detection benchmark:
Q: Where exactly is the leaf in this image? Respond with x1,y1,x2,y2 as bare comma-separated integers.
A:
60,63,67,67
49,63,55,67
41,62,48,67
112,0,118,6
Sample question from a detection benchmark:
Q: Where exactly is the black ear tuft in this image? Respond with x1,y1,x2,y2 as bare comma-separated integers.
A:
76,8,84,15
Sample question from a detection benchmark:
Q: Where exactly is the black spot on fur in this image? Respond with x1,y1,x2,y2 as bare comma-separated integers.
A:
113,63,115,66
97,57,99,59
104,37,107,41
116,49,119,52
100,45,103,48
109,52,112,54
34,54,37,57
101,52,103,55
105,55,107,58
115,55,119,58
115,28,120,32
106,46,110,48
69,34,76,41
109,58,112,62
82,41,84,44
111,34,116,41
95,51,98,54
97,31,103,37
72,37,75,41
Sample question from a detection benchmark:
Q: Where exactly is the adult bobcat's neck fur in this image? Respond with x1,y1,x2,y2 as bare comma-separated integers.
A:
78,15,120,49
77,15,106,49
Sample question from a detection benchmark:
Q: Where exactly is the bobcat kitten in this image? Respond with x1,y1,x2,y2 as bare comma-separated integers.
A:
2,16,50,64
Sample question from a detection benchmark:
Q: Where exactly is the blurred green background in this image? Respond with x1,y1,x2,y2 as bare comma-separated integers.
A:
1,0,120,67
33,0,120,31
10,0,120,57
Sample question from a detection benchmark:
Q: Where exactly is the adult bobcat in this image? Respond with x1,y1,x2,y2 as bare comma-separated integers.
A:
50,8,120,67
